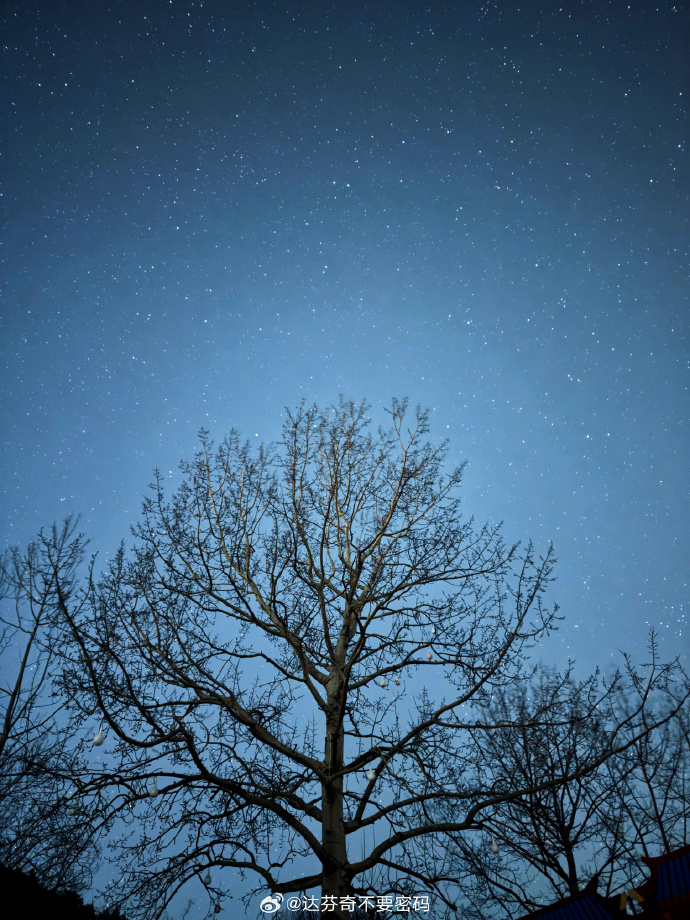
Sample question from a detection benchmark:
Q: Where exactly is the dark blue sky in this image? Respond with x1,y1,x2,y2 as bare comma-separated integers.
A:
3,0,687,668
1,2,687,906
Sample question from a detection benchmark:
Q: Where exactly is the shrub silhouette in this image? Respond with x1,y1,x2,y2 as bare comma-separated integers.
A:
0,863,128,920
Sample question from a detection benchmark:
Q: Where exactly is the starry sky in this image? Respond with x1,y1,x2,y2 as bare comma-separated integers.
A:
3,0,688,673
1,0,688,898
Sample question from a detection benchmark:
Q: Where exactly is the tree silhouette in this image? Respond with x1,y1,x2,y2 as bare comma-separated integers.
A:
602,694,690,886
444,659,689,918
0,520,97,893
51,398,687,919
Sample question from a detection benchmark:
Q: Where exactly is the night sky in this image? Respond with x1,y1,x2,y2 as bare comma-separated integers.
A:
1,0,688,910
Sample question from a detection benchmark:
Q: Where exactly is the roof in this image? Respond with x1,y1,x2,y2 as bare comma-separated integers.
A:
518,893,619,920
517,878,622,920
636,843,690,911
518,845,690,920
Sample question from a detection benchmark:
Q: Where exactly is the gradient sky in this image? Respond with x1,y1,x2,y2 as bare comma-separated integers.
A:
1,0,688,912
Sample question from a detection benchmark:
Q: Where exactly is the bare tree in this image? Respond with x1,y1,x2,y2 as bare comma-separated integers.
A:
441,654,688,918
0,519,96,892
602,694,690,884
51,398,686,919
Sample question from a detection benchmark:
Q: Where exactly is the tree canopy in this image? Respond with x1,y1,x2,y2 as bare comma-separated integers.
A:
3,398,687,919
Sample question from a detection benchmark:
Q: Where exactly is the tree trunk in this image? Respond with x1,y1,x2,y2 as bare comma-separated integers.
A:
321,691,352,918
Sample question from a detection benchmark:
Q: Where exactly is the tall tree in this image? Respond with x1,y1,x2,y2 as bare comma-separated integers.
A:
0,519,96,893
52,398,686,919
